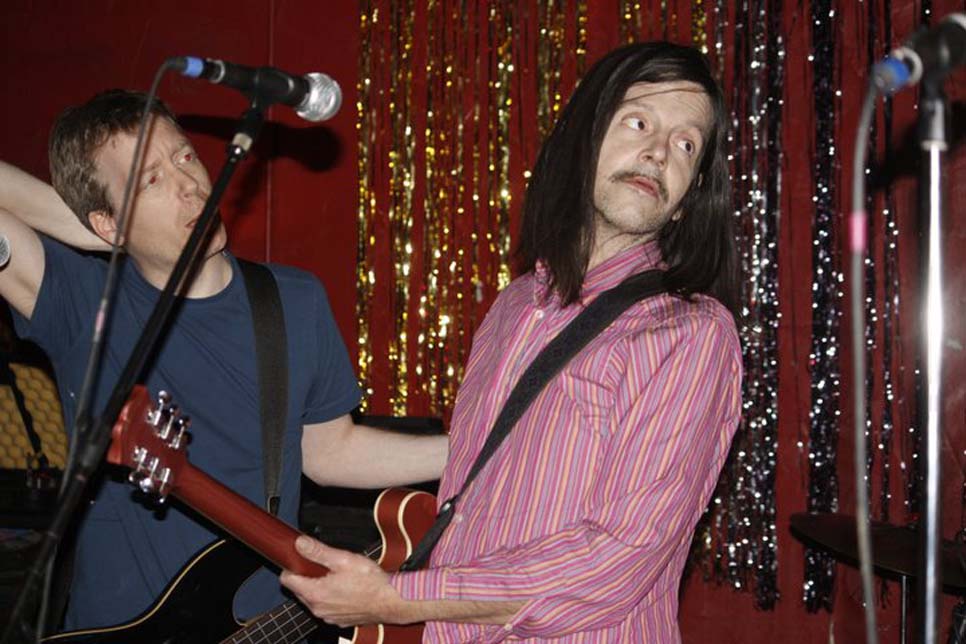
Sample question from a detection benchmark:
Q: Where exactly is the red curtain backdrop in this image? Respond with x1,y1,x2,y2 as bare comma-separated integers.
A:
1,1,964,642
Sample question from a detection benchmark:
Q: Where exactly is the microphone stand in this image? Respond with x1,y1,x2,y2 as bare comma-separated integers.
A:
916,74,947,644
1,102,267,644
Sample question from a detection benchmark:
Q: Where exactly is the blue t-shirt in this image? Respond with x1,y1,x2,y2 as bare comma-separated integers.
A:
14,238,361,630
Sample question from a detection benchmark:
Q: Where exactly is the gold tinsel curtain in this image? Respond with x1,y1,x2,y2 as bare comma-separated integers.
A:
356,0,588,418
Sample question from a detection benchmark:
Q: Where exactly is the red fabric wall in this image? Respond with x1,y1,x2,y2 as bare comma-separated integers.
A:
0,0,363,338
1,1,964,643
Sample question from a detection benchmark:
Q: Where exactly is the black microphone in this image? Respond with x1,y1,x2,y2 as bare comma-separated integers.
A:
169,56,342,121
872,13,966,94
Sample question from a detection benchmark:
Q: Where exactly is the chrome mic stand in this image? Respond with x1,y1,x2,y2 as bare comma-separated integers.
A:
916,73,947,644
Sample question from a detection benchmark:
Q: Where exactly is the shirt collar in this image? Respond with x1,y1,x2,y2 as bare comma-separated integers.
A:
532,240,664,305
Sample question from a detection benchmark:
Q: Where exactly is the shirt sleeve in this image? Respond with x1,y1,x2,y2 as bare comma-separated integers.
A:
298,275,361,423
12,236,104,360
390,312,742,640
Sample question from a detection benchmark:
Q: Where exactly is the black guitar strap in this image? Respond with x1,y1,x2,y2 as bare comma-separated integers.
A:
238,260,288,516
400,269,667,571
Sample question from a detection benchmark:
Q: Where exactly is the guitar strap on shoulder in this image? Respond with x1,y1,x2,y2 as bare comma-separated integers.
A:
238,260,288,516
400,269,668,571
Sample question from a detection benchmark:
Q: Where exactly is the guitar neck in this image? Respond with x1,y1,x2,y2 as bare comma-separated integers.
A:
220,600,319,644
107,385,326,577
174,463,327,577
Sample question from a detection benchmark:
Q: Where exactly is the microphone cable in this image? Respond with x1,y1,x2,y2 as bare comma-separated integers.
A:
849,79,882,644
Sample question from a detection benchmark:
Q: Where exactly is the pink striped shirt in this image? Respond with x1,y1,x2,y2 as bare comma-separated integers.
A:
391,241,742,643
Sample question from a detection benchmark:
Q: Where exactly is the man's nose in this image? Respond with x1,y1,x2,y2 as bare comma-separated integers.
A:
638,133,669,166
176,165,205,195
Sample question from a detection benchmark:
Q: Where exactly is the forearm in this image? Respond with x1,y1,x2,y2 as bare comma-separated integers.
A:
0,161,108,251
331,426,448,487
304,421,448,488
396,598,526,625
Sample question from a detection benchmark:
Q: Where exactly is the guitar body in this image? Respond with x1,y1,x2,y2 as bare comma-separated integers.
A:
43,540,260,643
349,486,436,644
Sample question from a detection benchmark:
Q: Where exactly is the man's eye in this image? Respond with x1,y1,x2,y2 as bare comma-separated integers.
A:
182,152,194,163
678,140,696,155
623,117,646,131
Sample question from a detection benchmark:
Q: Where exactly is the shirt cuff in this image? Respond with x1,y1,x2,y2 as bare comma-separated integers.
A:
390,569,539,643
496,599,542,639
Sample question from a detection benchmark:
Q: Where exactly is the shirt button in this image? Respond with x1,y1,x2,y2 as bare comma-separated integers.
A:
534,309,544,319
503,623,513,631
453,513,464,524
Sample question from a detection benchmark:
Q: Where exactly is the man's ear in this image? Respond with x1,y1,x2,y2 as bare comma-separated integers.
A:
88,210,122,245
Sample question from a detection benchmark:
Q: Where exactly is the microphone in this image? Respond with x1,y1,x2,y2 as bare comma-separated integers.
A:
872,13,966,94
170,56,342,122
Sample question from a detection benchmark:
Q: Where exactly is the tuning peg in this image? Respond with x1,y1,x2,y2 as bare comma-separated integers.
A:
170,416,191,450
148,391,173,426
131,445,148,468
137,475,154,494
156,467,173,500
128,470,145,488
159,405,181,441
135,456,161,494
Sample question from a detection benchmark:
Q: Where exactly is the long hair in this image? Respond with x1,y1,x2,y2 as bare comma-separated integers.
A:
516,41,739,318
48,89,177,231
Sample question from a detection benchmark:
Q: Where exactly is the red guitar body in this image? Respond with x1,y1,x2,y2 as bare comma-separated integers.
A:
349,487,436,644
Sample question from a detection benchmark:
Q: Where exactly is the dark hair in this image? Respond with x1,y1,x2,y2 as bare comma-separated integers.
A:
516,41,739,318
48,89,178,232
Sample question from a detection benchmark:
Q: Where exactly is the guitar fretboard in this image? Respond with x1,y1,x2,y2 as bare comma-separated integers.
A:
220,600,317,644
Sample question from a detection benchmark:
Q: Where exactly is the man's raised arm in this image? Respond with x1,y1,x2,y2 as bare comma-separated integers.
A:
0,161,107,320
0,161,108,252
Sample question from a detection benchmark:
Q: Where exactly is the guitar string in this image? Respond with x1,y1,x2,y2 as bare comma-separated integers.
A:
230,591,327,643
253,604,320,644
225,602,295,644
231,602,314,644
224,540,386,642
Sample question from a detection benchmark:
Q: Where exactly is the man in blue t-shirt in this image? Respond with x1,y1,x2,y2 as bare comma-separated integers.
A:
0,90,448,633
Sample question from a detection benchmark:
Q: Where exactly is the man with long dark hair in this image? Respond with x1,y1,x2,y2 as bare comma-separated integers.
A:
284,41,742,642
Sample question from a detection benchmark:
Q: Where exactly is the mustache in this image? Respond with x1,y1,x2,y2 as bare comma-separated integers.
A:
611,170,668,202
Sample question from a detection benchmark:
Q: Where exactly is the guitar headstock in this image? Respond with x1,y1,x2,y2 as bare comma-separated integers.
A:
106,385,191,502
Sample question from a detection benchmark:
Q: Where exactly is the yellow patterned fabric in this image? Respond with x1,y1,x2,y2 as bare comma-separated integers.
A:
0,363,65,470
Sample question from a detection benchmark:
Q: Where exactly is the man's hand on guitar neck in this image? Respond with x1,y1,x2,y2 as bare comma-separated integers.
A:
280,535,526,629
281,536,405,628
